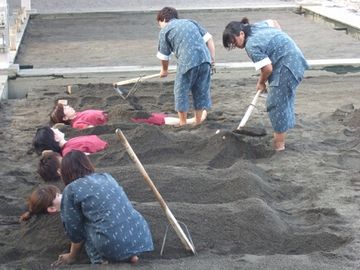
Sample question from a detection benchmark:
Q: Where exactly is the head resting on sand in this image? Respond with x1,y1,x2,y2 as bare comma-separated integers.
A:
20,185,61,222
33,127,64,155
37,150,62,182
50,103,73,125
61,150,95,186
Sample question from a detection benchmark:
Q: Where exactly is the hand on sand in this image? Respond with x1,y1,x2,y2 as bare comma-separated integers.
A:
51,253,76,267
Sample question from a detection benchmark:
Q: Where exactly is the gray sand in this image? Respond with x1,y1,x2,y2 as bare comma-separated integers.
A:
1,7,360,270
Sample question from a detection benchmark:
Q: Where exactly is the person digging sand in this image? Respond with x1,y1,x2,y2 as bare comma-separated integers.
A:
156,7,215,126
223,18,309,151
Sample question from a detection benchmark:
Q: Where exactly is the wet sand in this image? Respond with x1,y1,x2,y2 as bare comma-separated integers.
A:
1,7,360,270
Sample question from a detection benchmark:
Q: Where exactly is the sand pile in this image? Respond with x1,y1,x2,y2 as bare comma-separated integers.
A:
1,72,360,269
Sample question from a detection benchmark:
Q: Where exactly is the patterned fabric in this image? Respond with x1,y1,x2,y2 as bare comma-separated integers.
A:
245,21,309,86
157,19,212,112
60,173,154,263
266,66,300,132
174,62,211,111
157,19,211,74
245,20,309,132
71,110,108,129
61,135,108,157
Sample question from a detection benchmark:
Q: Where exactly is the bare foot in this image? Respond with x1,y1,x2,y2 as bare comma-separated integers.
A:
129,256,139,264
274,141,285,152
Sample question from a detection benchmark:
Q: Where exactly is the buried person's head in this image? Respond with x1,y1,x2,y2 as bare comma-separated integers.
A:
20,185,62,222
37,150,62,182
32,127,66,155
50,103,76,125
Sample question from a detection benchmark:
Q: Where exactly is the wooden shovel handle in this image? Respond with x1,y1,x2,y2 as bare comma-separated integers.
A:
114,70,176,86
115,128,195,254
237,90,262,130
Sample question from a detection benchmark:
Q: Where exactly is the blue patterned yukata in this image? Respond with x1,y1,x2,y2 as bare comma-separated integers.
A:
157,18,212,112
60,173,153,264
245,20,309,132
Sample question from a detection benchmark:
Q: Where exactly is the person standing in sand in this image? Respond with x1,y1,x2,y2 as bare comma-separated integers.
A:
156,6,215,126
20,151,154,265
223,18,309,151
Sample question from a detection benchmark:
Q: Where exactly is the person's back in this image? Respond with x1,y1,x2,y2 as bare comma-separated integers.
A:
61,172,153,261
159,18,211,74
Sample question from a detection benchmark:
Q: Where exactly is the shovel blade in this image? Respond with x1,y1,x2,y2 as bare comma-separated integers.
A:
114,86,129,100
232,126,267,137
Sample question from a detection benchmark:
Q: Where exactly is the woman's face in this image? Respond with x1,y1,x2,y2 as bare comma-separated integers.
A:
51,128,65,143
63,105,76,120
234,31,246,49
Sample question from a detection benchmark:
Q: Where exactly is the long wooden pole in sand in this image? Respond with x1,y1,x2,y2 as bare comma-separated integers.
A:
115,129,195,254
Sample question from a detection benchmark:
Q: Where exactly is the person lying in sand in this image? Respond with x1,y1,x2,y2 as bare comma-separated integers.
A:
131,110,207,126
33,126,108,157
222,18,309,151
50,99,108,129
37,150,62,182
20,151,154,265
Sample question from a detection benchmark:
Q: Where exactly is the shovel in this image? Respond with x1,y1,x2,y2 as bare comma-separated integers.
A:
232,90,267,136
116,128,196,254
113,71,176,100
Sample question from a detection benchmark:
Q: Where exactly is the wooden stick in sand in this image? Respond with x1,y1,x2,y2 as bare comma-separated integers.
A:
115,128,195,254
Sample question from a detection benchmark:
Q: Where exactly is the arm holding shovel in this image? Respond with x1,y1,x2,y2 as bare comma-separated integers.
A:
256,64,272,92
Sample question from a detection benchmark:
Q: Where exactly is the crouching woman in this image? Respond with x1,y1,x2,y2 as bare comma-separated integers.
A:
21,150,154,265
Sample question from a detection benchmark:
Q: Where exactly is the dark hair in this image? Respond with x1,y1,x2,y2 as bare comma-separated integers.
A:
223,17,251,49
20,185,60,222
37,151,62,182
33,127,61,155
156,7,178,22
50,103,71,125
61,150,95,186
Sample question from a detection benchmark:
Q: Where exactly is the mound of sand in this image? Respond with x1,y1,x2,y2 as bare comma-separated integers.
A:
1,71,360,269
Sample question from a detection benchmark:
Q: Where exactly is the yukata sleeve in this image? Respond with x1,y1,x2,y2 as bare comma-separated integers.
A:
246,44,271,71
61,186,86,243
189,19,212,42
157,31,171,61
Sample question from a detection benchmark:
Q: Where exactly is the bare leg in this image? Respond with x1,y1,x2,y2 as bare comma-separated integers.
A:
274,132,286,151
178,111,187,126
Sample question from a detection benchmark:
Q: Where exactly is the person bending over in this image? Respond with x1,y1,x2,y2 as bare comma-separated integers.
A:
20,151,154,265
156,7,215,126
33,126,108,157
223,18,309,151
50,100,108,129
